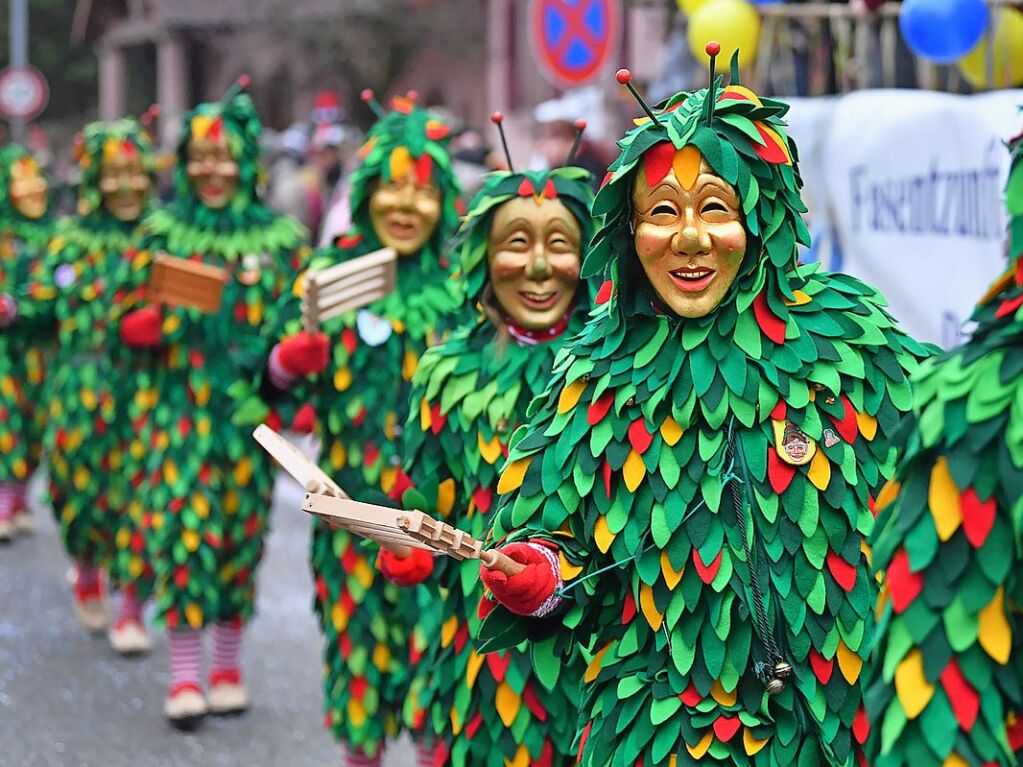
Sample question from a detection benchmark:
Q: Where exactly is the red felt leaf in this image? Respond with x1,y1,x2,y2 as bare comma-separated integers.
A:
941,659,979,731
643,141,675,186
517,178,535,197
752,123,789,164
477,596,497,620
350,675,368,701
473,485,493,514
425,123,450,141
713,716,741,742
767,447,796,494
628,418,654,454
577,721,592,762
600,172,612,189
291,403,316,433
961,487,996,548
542,178,557,198
602,459,613,499
753,289,786,344
464,713,483,741
429,403,447,435
208,117,224,141
595,279,613,305
338,231,363,249
1008,714,1023,751
522,681,548,721
995,294,1023,319
453,622,469,653
829,395,858,444
769,399,787,421
887,548,923,614
415,154,433,186
826,550,858,592
679,682,702,707
810,649,834,685
868,493,877,518
340,633,352,660
537,740,553,767
387,469,413,503
693,548,722,584
852,705,870,744
621,592,637,624
342,328,358,354
486,650,510,681
588,391,615,425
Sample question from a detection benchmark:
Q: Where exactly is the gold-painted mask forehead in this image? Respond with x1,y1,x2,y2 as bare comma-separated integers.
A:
486,195,581,332
99,142,150,222
369,151,442,257
9,157,47,219
186,131,239,210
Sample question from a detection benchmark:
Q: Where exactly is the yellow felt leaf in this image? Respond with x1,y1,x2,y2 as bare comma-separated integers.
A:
783,289,812,306
333,366,352,392
661,550,684,590
710,680,736,706
191,114,212,140
836,640,863,684
978,587,1012,664
389,146,412,180
875,479,901,511
354,559,373,589
673,145,702,190
942,754,969,767
450,706,462,735
465,650,485,689
660,415,684,446
347,697,367,727
895,649,934,719
807,449,831,491
929,457,962,541
437,478,456,517
496,681,521,727
419,397,431,431
478,430,503,465
560,551,583,580
402,347,418,380
440,615,458,648
183,529,200,552
743,728,770,755
686,731,713,759
372,642,390,671
623,449,646,492
585,643,612,683
185,603,203,630
594,515,616,554
558,379,586,414
504,745,530,767
856,410,878,441
497,457,531,494
640,583,663,631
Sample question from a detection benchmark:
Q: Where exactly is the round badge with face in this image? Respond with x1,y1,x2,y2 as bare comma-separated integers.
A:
486,196,582,331
631,147,746,319
9,157,47,220
186,118,240,210
368,171,442,257
99,139,151,222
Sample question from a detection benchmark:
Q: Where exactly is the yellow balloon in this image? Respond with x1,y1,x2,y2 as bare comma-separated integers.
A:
687,0,761,68
958,8,1023,88
677,0,712,17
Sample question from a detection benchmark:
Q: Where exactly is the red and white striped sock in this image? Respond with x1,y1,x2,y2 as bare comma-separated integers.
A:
415,741,438,767
9,482,26,514
114,585,143,628
209,618,243,685
0,482,20,521
74,563,102,600
342,745,382,767
168,628,203,695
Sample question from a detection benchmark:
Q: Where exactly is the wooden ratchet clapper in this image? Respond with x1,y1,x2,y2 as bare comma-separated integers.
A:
252,424,523,575
150,253,229,314
301,247,398,334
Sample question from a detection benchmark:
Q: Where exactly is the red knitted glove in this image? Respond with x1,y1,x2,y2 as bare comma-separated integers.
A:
378,547,435,586
119,307,163,348
480,541,561,617
277,331,329,376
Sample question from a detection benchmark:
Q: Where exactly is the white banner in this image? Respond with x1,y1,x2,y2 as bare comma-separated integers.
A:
786,90,1023,348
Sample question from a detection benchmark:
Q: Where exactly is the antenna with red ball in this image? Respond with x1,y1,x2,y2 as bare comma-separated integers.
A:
615,69,659,124
140,103,160,142
223,74,251,103
361,88,386,120
405,90,419,104
704,41,721,123
564,118,587,167
490,112,514,173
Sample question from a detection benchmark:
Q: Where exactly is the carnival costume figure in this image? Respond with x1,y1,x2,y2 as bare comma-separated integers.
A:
476,49,933,767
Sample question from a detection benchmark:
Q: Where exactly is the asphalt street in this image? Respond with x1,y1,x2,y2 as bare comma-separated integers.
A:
0,474,414,767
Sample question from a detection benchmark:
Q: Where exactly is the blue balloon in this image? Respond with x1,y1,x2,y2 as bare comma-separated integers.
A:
900,0,989,64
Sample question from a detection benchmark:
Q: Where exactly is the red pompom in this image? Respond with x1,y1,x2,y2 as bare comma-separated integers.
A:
378,547,434,587
277,331,329,377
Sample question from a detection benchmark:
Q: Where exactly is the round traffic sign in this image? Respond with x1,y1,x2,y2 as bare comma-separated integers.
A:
530,0,622,88
0,66,48,121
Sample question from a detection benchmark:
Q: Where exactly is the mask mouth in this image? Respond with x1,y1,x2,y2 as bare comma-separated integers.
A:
669,265,715,292
385,215,421,240
518,290,560,310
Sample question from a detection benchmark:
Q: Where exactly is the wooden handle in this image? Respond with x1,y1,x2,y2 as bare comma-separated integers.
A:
480,548,526,576
381,540,412,558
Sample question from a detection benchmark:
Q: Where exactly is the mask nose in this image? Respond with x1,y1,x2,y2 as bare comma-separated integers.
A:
526,241,552,280
672,209,711,256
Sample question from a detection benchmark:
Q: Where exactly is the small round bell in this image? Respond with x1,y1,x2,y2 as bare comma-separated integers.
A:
773,661,792,679
765,677,785,695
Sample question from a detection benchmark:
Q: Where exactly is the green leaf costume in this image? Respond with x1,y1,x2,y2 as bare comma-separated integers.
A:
865,121,1023,767
20,120,157,593
477,64,934,767
0,145,53,486
133,84,308,630
399,167,594,766
257,95,463,754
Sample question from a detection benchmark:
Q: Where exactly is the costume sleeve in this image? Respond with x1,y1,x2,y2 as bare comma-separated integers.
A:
12,235,64,334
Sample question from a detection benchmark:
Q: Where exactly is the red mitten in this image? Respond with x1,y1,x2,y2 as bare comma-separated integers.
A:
479,541,561,617
120,307,163,348
378,547,435,586
278,331,329,376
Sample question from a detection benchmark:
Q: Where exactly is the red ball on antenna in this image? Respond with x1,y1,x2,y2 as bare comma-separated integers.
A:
574,119,587,132
705,41,721,57
490,112,504,124
406,90,419,102
615,69,632,85
360,89,375,103
238,74,251,89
